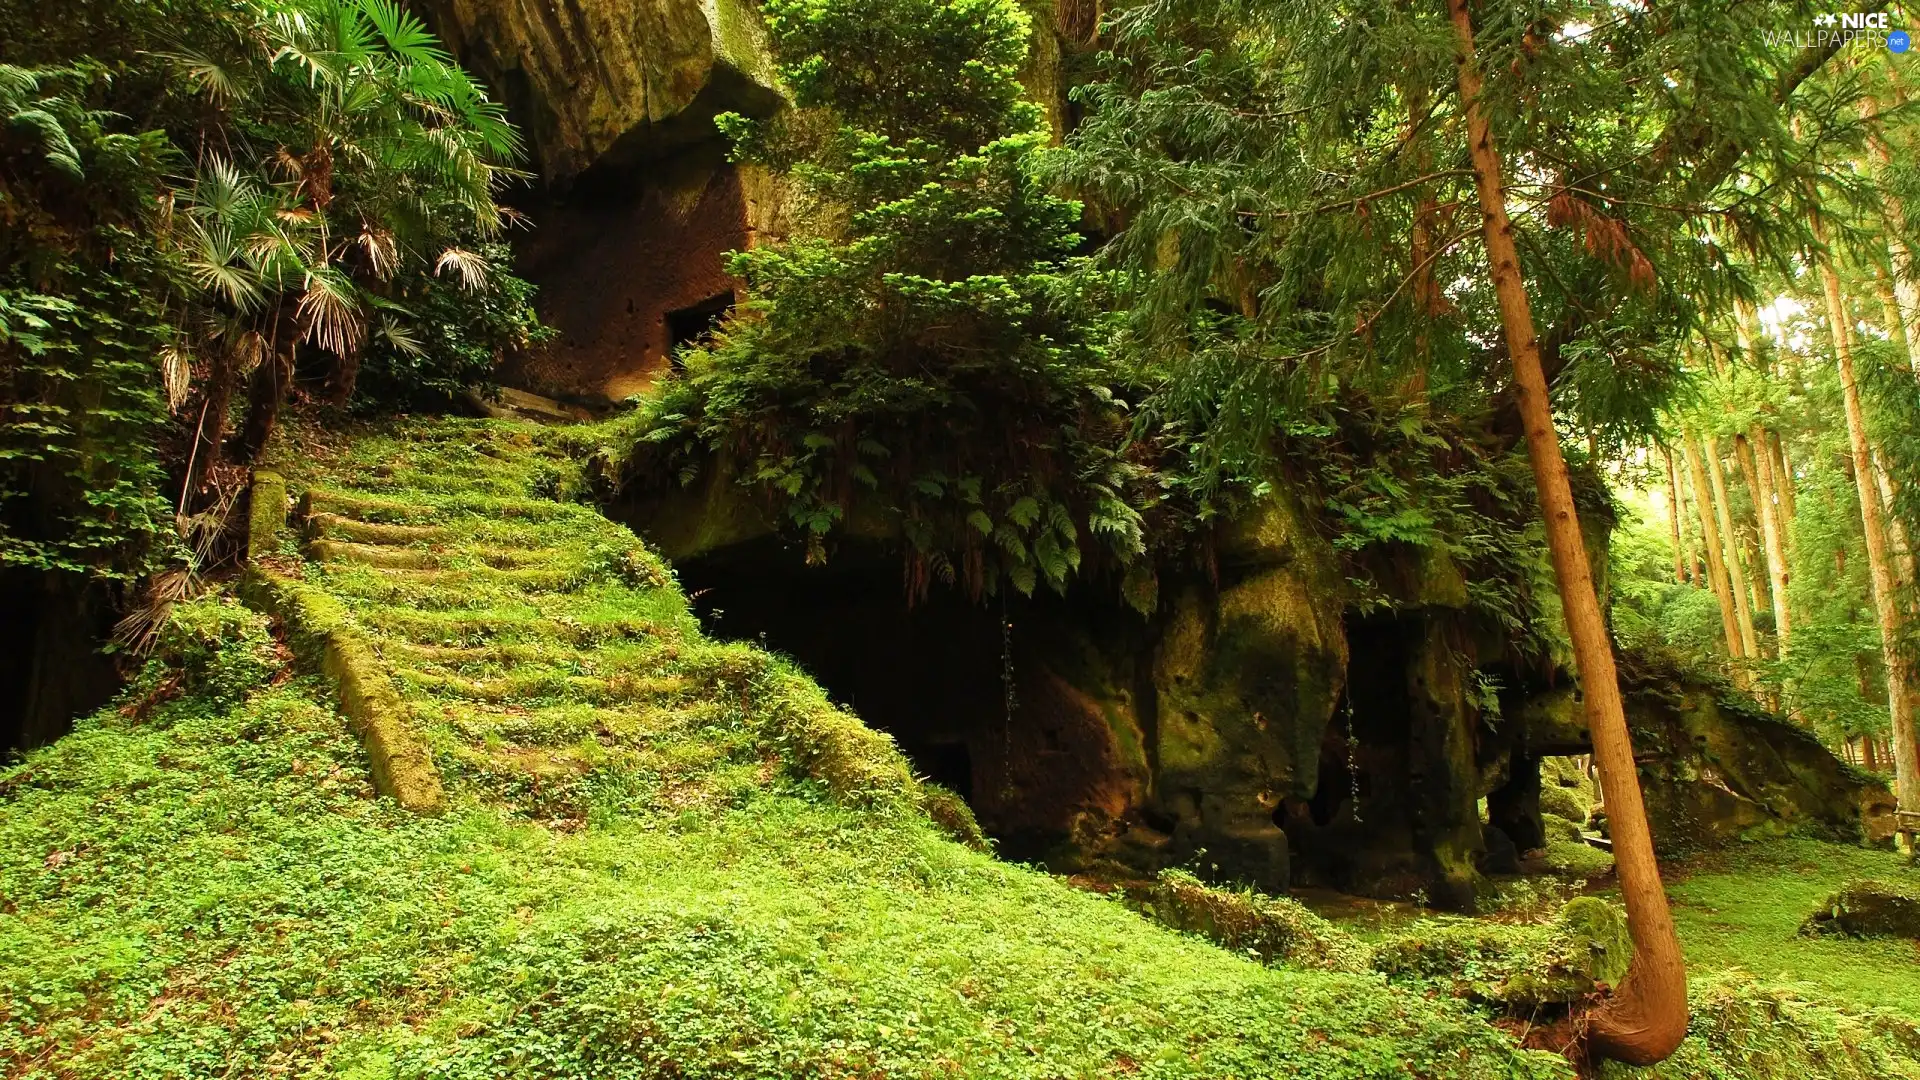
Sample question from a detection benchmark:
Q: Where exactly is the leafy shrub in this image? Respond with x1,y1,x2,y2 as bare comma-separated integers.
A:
628,0,1150,602
355,244,553,411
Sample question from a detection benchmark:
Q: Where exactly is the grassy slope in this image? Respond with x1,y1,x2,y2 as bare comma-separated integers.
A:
0,417,1568,1080
1659,839,1920,1014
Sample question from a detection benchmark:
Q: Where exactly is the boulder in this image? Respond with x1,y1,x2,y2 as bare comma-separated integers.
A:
1614,649,1896,852
1802,879,1920,939
1151,490,1348,893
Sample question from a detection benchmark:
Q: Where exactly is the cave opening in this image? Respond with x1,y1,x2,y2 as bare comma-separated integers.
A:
675,537,1006,804
672,537,1145,862
665,291,736,365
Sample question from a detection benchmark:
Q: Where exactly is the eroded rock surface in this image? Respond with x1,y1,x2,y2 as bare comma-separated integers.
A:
419,0,781,183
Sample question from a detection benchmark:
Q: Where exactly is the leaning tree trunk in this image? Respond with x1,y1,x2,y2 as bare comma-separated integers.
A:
1816,224,1920,817
1447,0,1687,1062
1684,435,1747,675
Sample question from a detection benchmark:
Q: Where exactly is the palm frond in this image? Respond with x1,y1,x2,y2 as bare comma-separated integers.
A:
297,266,365,355
435,246,489,291
158,343,195,411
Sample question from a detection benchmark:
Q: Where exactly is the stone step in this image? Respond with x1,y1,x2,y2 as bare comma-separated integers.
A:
360,608,669,647
301,487,587,525
325,563,584,598
305,512,450,546
395,666,690,707
309,539,560,571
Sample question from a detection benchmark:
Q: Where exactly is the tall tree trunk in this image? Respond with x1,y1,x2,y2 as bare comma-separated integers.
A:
1685,436,1748,673
1448,0,1687,1062
1732,302,1791,653
1664,446,1688,584
1706,434,1760,663
1865,95,1920,376
1750,427,1791,653
1769,429,1797,527
1816,226,1920,817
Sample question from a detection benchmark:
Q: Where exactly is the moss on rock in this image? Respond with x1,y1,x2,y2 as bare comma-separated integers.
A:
1372,896,1631,1008
1130,869,1374,974
1802,879,1920,940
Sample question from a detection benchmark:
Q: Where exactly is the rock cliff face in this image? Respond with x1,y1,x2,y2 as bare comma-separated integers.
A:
435,0,1886,908
614,475,1889,910
417,0,782,184
417,0,788,403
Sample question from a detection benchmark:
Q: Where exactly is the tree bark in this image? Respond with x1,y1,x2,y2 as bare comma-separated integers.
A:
1664,447,1688,584
1685,436,1747,674
1769,429,1796,527
1705,433,1760,663
1448,0,1687,1063
1750,427,1791,653
1817,226,1920,816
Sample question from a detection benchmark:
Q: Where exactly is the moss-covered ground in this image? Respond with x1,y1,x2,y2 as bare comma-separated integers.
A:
1655,838,1920,1015
4,415,1917,1078
1,417,1570,1079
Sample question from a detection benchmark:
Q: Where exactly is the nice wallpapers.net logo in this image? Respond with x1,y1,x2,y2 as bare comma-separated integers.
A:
1762,11,1910,52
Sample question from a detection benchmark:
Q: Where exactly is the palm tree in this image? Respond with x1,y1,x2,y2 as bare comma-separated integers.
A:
160,0,521,491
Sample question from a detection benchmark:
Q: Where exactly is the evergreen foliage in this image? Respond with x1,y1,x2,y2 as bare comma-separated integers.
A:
626,0,1150,601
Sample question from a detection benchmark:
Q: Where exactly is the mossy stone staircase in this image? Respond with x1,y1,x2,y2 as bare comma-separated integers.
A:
245,418,975,836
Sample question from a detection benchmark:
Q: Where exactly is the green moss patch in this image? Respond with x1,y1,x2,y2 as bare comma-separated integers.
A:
0,472,1576,1076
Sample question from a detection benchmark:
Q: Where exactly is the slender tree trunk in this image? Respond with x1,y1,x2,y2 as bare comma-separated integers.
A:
1405,86,1437,405
1750,427,1791,653
1770,429,1796,526
1865,96,1920,376
1816,227,1920,815
1685,436,1747,673
1664,447,1688,584
1732,435,1775,645
1706,434,1760,662
1448,1,1686,1062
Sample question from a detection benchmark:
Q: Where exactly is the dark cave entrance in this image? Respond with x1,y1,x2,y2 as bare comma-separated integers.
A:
675,538,1007,819
665,291,735,366
1281,614,1416,894
673,537,1146,862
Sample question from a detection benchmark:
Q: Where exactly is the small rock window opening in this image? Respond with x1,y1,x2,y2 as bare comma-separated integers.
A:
665,291,736,368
